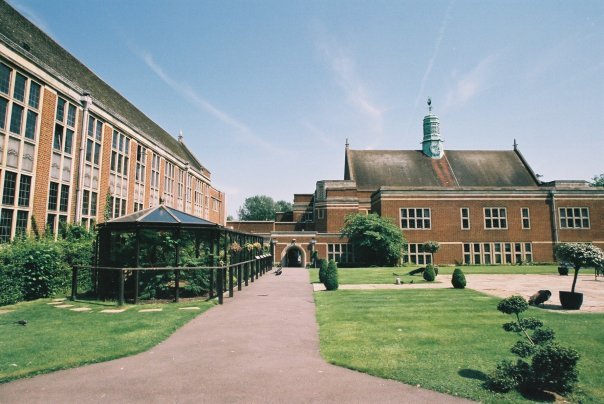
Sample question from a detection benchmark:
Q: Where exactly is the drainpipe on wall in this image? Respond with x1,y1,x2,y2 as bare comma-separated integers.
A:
74,92,92,224
549,190,559,251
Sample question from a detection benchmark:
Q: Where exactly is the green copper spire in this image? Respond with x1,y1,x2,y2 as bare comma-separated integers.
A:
422,97,443,158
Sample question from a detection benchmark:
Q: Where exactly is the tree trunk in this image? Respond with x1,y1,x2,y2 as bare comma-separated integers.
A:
571,266,580,293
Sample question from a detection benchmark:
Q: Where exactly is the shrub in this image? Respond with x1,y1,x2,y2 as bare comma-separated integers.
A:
0,258,23,306
318,259,328,284
451,268,466,289
486,295,580,396
323,260,339,291
423,264,436,282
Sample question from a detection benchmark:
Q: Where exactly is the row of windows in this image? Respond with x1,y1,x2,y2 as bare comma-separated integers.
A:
327,243,354,264
401,207,590,230
1,171,31,207
0,208,28,242
463,242,533,265
1,62,40,141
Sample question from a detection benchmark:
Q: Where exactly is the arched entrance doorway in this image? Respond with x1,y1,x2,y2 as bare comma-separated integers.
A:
284,246,305,267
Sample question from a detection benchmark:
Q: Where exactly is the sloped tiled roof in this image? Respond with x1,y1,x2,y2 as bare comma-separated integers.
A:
345,149,539,190
0,0,207,174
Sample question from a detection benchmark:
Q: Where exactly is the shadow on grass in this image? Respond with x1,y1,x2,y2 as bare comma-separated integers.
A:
458,368,487,381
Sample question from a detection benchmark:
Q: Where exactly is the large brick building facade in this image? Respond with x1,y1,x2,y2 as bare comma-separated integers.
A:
0,1,225,242
229,102,604,267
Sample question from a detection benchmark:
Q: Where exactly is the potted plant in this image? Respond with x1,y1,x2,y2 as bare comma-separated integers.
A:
554,243,604,310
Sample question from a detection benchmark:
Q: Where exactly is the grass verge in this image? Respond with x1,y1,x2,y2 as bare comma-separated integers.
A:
309,265,558,284
314,288,604,403
0,297,215,382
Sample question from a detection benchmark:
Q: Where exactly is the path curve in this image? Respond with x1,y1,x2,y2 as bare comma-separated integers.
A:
0,269,471,403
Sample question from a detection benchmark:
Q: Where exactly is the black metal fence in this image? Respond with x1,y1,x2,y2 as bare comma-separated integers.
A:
71,254,273,305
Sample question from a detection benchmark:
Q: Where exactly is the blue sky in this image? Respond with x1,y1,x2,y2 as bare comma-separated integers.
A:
9,0,604,217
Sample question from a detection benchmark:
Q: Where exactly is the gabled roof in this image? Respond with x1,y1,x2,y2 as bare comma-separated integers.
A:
107,205,218,227
0,1,207,174
345,149,539,190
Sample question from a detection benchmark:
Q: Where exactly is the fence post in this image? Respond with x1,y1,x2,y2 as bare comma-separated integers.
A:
118,269,125,306
134,271,139,304
217,265,224,305
255,259,259,280
174,269,180,303
237,264,242,291
228,265,234,297
250,260,255,283
209,268,215,298
245,262,249,286
70,266,78,301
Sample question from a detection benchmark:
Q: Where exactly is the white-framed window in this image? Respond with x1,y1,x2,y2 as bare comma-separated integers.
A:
133,144,146,212
108,130,130,218
164,161,175,207
484,207,507,229
80,114,102,230
176,169,184,211
317,208,324,220
405,243,433,265
559,207,590,229
463,242,532,265
460,207,470,230
521,208,530,229
400,208,431,229
185,173,192,213
193,178,203,217
149,153,160,207
327,243,354,264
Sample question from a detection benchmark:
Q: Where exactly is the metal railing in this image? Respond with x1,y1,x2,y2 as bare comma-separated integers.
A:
71,255,273,306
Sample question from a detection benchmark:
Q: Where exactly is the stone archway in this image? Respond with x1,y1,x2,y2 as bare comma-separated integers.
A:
282,245,306,267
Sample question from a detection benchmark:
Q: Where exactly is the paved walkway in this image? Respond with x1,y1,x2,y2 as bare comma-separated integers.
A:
0,269,471,404
313,274,604,313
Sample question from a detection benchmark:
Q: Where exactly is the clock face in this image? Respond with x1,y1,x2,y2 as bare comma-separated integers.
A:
430,143,441,155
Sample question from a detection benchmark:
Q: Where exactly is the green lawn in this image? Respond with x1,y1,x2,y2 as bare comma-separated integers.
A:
315,289,604,403
309,265,558,284
0,297,215,382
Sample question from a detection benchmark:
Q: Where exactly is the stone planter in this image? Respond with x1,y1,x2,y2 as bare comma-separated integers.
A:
559,291,583,310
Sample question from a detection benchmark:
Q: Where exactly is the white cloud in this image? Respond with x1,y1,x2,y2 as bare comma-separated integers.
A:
137,50,287,155
443,54,499,109
314,28,384,135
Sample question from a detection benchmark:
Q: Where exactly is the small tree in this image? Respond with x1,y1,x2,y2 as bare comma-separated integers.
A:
318,259,327,283
340,213,407,266
591,173,604,187
486,296,580,395
554,243,604,293
423,241,440,265
323,260,339,291
451,268,466,289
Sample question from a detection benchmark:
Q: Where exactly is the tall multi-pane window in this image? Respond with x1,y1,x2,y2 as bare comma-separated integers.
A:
559,207,590,229
460,207,470,229
405,243,432,265
400,208,431,229
327,243,354,264
0,63,40,240
193,178,202,217
80,115,102,229
185,173,192,213
109,130,130,218
521,208,530,229
463,242,531,265
484,208,507,229
176,169,184,210
47,96,76,234
164,161,175,207
133,144,146,212
149,153,160,207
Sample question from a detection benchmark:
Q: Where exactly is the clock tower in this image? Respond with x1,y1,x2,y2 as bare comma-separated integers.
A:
422,98,444,159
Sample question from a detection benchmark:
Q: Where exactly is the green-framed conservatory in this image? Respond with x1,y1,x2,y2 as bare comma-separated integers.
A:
72,205,271,305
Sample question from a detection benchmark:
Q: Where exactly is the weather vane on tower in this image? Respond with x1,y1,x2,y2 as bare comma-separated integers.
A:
427,97,432,113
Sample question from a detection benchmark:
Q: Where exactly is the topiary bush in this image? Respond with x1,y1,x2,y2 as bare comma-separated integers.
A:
423,264,436,282
323,259,339,291
451,268,466,289
486,295,580,396
318,259,328,284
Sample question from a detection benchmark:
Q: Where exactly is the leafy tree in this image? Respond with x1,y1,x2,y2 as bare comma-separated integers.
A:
340,213,407,266
237,195,292,221
591,173,604,187
554,243,604,293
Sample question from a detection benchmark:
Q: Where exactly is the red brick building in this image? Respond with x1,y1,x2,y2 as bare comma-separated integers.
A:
0,2,225,242
229,102,604,267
